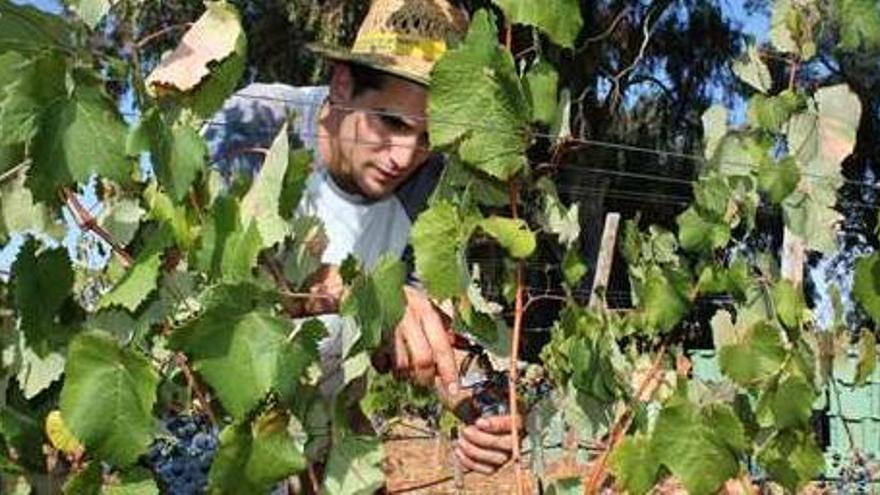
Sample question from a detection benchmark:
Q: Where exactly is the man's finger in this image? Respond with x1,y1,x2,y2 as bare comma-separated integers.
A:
393,325,409,378
475,414,523,434
461,424,515,453
399,314,434,386
454,446,494,475
456,437,509,468
417,301,459,394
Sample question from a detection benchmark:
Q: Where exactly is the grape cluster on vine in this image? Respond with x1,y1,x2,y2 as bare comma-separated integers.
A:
146,413,219,494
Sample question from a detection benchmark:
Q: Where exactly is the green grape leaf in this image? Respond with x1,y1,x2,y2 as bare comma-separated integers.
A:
0,406,45,471
562,248,588,288
701,105,729,161
492,0,583,48
208,411,306,494
781,189,840,253
785,85,861,251
16,344,64,400
183,33,247,119
536,177,581,247
0,52,67,146
12,239,74,354
768,374,814,428
66,0,115,29
694,175,732,218
0,141,25,184
788,85,861,189
29,85,130,203
60,331,159,466
220,219,263,282
144,183,197,250
241,125,291,247
677,207,730,253
428,9,530,180
341,254,406,353
732,44,772,94
855,329,877,386
0,1,72,54
702,403,749,452
639,267,691,334
103,467,159,495
146,2,243,94
545,477,583,495
99,230,171,312
280,215,327,287
835,0,880,51
0,170,63,239
756,429,824,492
323,436,384,495
770,0,799,54
97,198,144,247
197,197,263,283
411,201,471,299
479,216,536,259
758,156,800,204
651,399,740,495
524,59,559,126
127,109,206,202
719,322,787,388
62,462,102,495
609,434,660,495
748,91,803,133
169,285,324,418
279,148,312,219
772,279,806,331
770,0,818,59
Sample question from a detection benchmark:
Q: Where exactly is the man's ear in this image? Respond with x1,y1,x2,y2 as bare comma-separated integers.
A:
329,62,354,104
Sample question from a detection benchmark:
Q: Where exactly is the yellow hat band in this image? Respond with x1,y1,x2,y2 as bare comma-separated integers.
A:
352,32,448,63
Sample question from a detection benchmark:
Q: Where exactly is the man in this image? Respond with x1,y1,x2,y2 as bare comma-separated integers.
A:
208,0,518,476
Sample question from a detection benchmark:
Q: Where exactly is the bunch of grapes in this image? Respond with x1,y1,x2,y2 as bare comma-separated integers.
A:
467,365,553,418
146,413,219,494
825,452,877,494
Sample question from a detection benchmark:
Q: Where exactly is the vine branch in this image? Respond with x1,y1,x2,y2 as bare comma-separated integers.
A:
62,188,134,268
0,160,30,186
584,344,667,493
136,23,193,49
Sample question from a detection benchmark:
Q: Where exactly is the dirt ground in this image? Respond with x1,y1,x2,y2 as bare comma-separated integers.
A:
381,420,587,494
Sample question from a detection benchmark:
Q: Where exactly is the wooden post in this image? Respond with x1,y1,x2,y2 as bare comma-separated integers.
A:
781,227,805,286
589,213,622,309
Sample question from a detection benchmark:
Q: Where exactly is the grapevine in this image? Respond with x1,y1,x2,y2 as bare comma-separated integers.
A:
0,0,879,494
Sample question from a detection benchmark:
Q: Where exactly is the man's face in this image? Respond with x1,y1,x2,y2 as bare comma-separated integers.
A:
332,71,431,200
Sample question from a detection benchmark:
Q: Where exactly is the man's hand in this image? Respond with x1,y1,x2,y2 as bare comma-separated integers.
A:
455,415,521,474
392,286,460,395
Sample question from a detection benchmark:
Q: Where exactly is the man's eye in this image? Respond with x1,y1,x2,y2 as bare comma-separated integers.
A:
379,114,410,131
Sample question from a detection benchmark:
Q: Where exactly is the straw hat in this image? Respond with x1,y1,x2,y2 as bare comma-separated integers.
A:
309,0,469,86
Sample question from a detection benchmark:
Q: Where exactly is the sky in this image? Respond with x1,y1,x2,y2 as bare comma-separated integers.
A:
0,0,774,278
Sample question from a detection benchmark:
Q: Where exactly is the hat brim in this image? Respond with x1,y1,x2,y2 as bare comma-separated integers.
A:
308,42,431,87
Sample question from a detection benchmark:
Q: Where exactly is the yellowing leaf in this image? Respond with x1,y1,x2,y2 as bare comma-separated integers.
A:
45,410,83,456
146,3,244,94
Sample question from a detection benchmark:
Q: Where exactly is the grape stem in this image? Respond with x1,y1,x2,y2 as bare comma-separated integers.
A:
175,353,218,425
583,344,667,493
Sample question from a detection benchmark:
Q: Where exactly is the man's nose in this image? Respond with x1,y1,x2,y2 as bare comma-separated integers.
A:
387,135,423,171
